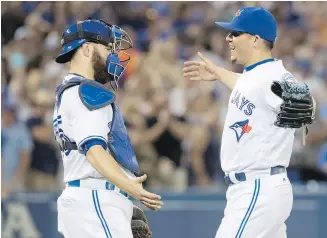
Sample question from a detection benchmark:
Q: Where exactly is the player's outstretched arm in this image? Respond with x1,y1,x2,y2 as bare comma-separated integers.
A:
183,52,240,90
86,145,163,210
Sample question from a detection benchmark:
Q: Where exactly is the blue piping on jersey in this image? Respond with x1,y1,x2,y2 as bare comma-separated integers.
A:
244,58,276,72
81,139,108,155
78,136,108,153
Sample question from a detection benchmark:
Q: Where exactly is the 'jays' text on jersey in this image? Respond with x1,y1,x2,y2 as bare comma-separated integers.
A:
53,74,139,182
221,60,296,173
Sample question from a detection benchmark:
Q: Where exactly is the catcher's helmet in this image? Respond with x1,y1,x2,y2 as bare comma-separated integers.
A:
56,19,132,86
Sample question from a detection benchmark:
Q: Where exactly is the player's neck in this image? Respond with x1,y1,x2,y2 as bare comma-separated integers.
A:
69,62,95,80
244,51,273,68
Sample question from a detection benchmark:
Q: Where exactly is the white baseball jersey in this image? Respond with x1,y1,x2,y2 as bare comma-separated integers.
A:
220,59,295,173
53,74,134,182
55,75,135,238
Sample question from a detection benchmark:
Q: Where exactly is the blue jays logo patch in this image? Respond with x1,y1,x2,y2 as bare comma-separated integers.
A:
229,119,252,142
235,9,243,17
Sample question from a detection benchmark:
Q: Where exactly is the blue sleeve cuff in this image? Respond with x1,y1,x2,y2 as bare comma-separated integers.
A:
79,138,108,155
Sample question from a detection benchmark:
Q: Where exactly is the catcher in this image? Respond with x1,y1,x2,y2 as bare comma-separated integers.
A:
183,6,315,238
132,206,152,238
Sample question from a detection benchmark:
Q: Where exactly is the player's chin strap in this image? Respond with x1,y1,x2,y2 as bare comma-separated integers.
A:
302,96,316,146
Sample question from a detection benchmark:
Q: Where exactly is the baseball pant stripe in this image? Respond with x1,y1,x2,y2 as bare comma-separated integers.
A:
235,179,260,238
95,190,113,238
237,179,261,237
92,190,111,238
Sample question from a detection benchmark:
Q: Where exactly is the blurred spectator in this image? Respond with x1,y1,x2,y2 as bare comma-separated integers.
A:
1,101,33,198
1,2,26,45
25,90,59,191
183,85,221,186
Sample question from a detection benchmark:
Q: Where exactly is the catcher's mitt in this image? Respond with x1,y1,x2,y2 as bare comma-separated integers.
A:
131,205,152,238
271,73,315,129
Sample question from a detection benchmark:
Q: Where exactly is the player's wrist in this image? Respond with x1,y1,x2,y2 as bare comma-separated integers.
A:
121,178,138,197
211,67,223,81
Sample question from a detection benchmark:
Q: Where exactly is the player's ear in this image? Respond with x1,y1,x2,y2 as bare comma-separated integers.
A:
253,35,261,49
81,42,93,59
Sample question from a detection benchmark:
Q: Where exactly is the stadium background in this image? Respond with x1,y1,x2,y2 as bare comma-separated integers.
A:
1,1,327,238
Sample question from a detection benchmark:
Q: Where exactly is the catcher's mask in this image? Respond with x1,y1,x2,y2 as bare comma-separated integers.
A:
56,19,132,90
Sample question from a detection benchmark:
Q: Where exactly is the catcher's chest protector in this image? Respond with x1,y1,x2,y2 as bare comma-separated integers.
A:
55,77,140,174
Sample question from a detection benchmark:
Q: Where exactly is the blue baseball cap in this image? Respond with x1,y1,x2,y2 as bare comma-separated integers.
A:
215,7,277,42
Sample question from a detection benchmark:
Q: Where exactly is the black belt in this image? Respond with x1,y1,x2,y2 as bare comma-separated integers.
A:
60,141,77,151
224,166,286,186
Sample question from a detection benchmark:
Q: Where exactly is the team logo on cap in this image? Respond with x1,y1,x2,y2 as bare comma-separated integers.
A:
235,9,243,17
229,119,252,142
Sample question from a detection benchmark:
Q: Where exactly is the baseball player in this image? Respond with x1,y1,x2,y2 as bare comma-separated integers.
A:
183,7,315,238
53,19,159,238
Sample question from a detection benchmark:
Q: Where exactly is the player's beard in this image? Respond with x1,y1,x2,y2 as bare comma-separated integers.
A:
92,50,114,85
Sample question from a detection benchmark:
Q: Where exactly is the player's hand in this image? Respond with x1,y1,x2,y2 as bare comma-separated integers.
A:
128,174,163,211
183,52,218,81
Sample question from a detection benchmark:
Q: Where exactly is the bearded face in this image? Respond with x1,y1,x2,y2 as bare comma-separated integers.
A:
92,49,114,85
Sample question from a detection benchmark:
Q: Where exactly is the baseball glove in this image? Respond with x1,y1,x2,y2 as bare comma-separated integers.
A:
271,74,316,129
131,205,152,238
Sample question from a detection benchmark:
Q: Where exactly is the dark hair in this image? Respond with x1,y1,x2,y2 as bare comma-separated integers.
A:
264,40,274,50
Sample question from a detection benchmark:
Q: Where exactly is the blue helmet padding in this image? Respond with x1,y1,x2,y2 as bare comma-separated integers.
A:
111,26,122,40
56,20,112,64
106,53,124,79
